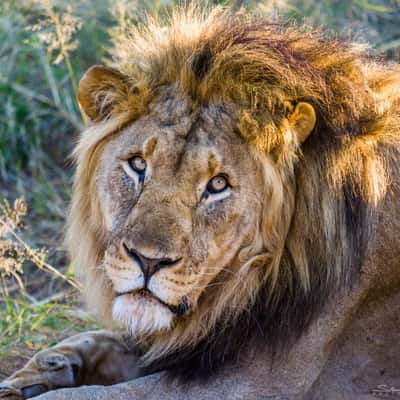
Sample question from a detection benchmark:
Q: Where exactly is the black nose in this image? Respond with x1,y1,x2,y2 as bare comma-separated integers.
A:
123,243,181,284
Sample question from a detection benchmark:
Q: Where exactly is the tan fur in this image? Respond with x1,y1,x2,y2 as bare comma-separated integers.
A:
67,5,400,366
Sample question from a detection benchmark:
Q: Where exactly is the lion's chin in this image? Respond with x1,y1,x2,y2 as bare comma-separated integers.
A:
112,292,175,336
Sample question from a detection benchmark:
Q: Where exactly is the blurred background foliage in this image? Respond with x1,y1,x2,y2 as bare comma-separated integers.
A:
0,0,399,368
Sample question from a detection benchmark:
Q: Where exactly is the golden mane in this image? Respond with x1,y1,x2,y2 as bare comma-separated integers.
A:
67,5,400,376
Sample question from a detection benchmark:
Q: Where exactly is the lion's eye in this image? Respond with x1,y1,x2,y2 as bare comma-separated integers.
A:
206,175,229,194
128,156,147,174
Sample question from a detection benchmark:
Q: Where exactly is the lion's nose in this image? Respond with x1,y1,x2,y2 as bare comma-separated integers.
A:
123,243,181,284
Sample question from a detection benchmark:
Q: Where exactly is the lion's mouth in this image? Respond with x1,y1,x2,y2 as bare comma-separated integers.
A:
115,288,189,317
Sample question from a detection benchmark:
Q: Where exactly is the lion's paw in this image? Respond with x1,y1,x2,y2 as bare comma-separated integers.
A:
0,382,51,399
0,348,81,399
0,382,51,400
0,384,23,400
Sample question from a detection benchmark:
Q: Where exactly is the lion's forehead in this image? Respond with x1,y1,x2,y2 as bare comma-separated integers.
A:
104,90,246,175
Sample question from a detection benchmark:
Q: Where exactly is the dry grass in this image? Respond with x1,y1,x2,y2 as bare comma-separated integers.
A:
0,198,95,368
0,198,79,295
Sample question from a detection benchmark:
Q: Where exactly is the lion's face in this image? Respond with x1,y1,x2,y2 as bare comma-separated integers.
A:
96,89,265,336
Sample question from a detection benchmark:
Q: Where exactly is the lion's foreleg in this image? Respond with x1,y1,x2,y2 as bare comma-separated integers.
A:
0,330,144,399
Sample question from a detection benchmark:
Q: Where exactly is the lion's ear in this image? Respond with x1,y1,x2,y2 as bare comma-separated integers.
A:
78,65,129,121
288,102,316,144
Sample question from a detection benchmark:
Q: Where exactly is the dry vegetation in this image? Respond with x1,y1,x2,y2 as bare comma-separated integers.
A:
0,0,399,376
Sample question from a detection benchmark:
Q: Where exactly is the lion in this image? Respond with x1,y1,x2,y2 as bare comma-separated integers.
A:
1,6,400,400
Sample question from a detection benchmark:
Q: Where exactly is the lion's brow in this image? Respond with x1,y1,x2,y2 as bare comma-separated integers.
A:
171,115,203,175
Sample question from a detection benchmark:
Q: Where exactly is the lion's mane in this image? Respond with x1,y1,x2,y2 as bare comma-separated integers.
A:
67,6,400,378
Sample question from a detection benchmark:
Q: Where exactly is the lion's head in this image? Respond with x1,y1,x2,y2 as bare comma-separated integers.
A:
67,6,400,376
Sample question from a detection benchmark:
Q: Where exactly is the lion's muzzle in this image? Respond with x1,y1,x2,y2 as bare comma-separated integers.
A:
122,242,182,285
